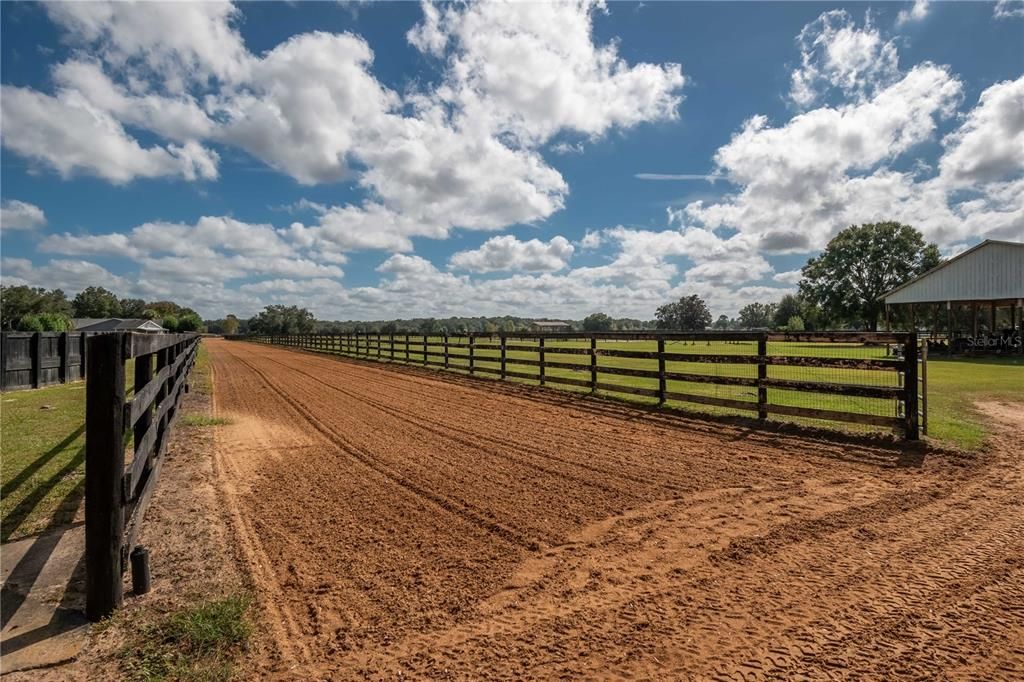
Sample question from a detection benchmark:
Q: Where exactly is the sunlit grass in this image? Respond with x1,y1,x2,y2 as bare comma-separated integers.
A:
286,336,1023,450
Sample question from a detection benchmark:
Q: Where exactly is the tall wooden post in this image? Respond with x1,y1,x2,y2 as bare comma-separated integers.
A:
32,332,43,388
590,338,597,392
423,335,428,365
469,335,475,375
60,332,70,384
657,338,666,405
443,334,449,370
500,334,507,380
538,337,545,386
904,333,919,440
405,335,410,362
757,334,768,422
85,333,127,621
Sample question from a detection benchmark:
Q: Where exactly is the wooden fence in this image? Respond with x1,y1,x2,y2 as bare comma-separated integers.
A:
85,332,200,621
0,331,90,391
235,331,921,440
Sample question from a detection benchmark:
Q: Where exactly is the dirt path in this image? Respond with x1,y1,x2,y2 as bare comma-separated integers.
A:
207,339,1024,680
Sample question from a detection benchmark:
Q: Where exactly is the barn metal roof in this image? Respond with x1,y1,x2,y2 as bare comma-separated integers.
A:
882,240,1024,304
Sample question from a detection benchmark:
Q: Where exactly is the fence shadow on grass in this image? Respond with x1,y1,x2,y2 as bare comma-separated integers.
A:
1,463,87,636
1,424,85,502
2,445,85,543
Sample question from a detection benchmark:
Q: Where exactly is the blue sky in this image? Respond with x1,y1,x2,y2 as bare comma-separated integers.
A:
2,1,1022,320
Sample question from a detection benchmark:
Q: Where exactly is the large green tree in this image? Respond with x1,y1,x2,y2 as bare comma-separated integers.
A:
72,286,122,318
582,312,614,331
248,305,316,334
738,302,776,329
1,286,72,329
119,297,148,317
655,295,712,331
799,222,941,330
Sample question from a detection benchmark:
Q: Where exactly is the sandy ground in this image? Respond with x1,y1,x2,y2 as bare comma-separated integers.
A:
206,338,1023,680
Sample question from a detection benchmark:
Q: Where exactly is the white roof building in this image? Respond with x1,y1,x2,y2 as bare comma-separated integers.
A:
882,240,1024,305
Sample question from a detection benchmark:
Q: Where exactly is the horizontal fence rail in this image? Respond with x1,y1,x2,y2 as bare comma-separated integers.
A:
0,331,92,391
85,332,200,621
231,331,921,440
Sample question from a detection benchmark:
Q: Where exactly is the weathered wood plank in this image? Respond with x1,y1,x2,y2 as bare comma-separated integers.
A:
765,403,903,428
664,391,759,411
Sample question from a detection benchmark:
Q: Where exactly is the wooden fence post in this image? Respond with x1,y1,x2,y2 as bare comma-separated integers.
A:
657,338,666,405
469,335,475,375
590,338,597,392
32,332,43,388
390,334,395,361
444,334,450,369
422,335,428,365
904,332,919,440
61,332,70,384
85,332,127,622
757,334,768,422
405,334,410,362
539,337,545,386
500,334,507,380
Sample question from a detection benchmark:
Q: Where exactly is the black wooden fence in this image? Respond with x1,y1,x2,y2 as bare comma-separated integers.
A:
235,331,921,440
85,332,200,621
0,332,90,391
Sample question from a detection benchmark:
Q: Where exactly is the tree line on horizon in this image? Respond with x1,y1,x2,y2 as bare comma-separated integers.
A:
3,222,941,336
0,285,204,333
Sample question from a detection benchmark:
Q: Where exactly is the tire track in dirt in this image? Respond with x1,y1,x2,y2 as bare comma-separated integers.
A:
251,350,687,497
265,346,948,476
224,344,536,549
206,340,1021,679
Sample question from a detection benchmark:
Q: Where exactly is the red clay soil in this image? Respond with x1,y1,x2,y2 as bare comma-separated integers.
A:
206,339,1024,680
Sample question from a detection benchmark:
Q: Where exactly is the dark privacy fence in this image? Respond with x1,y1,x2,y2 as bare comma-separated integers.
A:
233,331,922,440
0,331,90,391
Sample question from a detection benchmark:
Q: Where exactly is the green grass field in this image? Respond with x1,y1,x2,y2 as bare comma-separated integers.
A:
0,348,210,543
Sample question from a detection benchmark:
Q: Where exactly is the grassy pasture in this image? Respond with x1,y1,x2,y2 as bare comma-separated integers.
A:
329,336,1023,447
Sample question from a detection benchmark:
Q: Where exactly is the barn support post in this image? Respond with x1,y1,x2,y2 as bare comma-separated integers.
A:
657,338,667,405
972,302,979,338
590,338,597,392
919,338,928,436
538,337,545,386
991,302,997,332
85,333,126,621
904,333,919,440
500,334,507,379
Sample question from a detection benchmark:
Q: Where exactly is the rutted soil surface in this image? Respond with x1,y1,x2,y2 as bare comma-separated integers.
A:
207,339,1024,680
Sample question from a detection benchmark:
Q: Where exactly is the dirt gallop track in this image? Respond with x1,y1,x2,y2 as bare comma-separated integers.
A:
207,339,1024,680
